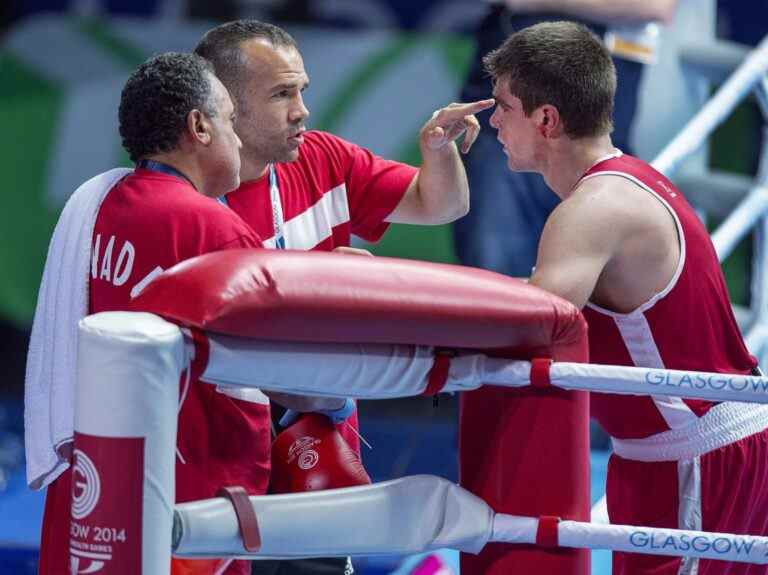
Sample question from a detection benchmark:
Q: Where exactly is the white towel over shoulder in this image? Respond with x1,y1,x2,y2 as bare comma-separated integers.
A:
24,168,132,489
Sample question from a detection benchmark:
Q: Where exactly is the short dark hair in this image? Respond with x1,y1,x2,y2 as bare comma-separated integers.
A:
194,20,298,99
118,52,218,163
483,21,616,139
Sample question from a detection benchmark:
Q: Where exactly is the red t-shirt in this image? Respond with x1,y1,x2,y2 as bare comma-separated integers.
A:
224,130,416,453
89,169,268,500
225,130,417,249
39,169,265,575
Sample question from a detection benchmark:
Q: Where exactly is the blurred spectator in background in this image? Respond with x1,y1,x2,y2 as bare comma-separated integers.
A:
453,0,679,280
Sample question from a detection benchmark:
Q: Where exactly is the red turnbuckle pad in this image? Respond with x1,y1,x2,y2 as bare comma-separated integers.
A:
423,352,452,395
535,515,561,547
530,358,553,388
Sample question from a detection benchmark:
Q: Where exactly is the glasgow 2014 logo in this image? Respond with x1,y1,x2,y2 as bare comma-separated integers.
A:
72,448,101,520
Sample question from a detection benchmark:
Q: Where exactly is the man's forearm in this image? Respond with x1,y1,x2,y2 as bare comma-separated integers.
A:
505,0,677,25
413,143,469,224
386,98,491,224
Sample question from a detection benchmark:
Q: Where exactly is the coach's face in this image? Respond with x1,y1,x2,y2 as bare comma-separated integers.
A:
204,75,242,196
234,39,310,179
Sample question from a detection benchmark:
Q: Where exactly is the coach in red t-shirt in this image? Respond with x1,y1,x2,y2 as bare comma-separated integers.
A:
36,52,288,575
194,20,494,575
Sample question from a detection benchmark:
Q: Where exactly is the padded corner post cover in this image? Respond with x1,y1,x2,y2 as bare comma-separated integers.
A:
131,250,587,361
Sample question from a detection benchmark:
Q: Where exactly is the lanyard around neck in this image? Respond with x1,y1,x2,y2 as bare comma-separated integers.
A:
216,163,285,249
136,159,194,188
268,163,286,249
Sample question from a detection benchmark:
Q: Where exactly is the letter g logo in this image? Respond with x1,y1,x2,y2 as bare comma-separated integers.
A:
72,449,101,520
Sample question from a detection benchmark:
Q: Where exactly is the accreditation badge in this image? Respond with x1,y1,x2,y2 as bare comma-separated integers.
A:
605,23,660,65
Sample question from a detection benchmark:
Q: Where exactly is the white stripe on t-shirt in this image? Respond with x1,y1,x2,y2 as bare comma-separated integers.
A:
262,184,350,250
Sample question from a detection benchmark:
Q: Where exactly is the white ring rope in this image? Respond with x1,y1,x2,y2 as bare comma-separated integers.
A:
198,334,768,404
545,361,768,403
438,357,768,405
652,34,768,177
711,185,768,261
492,514,768,565
436,357,768,405
173,475,768,566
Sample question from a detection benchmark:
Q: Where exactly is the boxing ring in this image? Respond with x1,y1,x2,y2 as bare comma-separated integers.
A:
65,33,768,575
68,249,768,575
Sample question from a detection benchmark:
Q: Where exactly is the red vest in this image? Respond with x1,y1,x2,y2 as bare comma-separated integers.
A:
582,153,756,439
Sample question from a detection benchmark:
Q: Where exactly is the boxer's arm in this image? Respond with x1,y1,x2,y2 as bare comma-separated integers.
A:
528,182,622,310
386,99,494,225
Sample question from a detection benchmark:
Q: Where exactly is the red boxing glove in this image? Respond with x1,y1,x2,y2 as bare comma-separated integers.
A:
170,558,233,575
270,413,371,493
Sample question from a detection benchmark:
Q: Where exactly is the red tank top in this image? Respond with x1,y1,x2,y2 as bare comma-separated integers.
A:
582,152,756,439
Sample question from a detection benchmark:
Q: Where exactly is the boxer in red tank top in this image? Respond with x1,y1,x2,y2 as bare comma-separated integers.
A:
482,21,768,575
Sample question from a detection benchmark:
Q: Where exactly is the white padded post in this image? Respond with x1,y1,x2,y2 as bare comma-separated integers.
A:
72,311,184,574
173,475,493,559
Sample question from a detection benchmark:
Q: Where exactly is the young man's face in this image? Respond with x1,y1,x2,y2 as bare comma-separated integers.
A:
489,78,540,173
234,39,310,176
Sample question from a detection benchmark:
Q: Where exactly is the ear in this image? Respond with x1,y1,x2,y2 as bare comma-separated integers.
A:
536,105,562,138
186,109,212,146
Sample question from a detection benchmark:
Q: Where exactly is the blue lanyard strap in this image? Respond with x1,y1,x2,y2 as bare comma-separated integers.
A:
215,163,285,248
136,159,194,187
269,163,286,249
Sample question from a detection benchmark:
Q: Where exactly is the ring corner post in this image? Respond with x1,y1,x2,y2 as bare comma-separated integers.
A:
72,311,184,574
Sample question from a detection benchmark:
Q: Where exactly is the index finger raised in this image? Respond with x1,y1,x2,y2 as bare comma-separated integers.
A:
441,98,495,119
